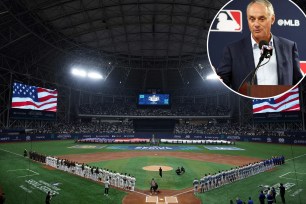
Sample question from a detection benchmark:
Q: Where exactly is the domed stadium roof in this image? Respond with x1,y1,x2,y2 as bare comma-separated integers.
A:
1,0,305,94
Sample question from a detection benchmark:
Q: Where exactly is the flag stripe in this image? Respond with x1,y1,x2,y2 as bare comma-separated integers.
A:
38,95,57,102
253,100,299,113
11,82,57,112
253,94,299,109
274,88,298,103
12,97,57,105
253,88,300,114
12,101,57,110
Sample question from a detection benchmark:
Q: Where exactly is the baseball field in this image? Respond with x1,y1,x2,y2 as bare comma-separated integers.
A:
0,140,305,204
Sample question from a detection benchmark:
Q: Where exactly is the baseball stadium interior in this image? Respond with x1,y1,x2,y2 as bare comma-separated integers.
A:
1,0,306,204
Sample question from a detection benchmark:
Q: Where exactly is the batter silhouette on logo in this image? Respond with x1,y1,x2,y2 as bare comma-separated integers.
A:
216,12,240,31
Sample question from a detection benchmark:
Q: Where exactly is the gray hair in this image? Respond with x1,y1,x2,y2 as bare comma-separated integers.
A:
247,0,275,16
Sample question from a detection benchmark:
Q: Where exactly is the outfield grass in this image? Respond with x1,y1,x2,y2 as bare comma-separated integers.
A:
0,140,306,204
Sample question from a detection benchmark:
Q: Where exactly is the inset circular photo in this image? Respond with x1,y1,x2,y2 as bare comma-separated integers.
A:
207,0,306,99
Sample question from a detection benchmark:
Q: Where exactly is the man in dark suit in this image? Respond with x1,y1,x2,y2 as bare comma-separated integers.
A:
279,183,286,203
217,0,303,93
159,167,162,177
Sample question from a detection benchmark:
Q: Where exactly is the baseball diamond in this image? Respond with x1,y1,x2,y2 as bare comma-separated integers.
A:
1,141,306,204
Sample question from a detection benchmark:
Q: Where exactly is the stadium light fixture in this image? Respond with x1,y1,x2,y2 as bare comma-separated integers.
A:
88,72,103,79
71,68,86,77
206,73,219,80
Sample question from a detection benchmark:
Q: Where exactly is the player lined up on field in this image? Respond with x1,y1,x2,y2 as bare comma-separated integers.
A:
26,152,136,192
193,156,285,193
45,156,136,191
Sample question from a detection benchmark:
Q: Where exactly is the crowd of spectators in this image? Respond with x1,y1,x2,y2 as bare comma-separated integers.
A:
7,120,295,137
35,121,134,134
79,102,230,116
174,123,289,137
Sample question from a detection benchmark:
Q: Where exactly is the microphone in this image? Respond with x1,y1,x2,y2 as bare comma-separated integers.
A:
238,40,273,94
250,40,273,85
259,40,273,61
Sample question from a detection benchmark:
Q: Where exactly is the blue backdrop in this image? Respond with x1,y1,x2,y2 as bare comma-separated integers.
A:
208,0,306,72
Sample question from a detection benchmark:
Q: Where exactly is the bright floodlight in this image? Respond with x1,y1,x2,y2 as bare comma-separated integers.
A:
206,73,219,80
88,72,103,79
71,68,86,77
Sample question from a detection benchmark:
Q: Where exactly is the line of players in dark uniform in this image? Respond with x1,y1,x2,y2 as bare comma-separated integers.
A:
193,156,285,194
27,150,47,163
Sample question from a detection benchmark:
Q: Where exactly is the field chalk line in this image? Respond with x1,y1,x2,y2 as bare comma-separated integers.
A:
133,190,148,196
286,153,306,161
279,172,292,177
173,189,194,197
0,147,23,157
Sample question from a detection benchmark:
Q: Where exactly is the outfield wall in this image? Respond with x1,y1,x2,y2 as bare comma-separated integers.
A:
0,132,306,145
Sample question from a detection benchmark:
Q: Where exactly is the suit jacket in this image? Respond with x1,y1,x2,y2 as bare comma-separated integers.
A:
216,35,303,92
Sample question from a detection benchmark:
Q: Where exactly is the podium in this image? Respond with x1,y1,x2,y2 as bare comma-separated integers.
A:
239,83,293,98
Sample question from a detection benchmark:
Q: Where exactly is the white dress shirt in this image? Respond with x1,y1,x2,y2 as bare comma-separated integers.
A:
251,35,278,85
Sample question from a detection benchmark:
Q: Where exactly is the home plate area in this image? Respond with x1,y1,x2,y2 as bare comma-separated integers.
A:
146,196,178,204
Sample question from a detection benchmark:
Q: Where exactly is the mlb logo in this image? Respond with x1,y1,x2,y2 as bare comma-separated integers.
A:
210,10,242,32
300,61,306,74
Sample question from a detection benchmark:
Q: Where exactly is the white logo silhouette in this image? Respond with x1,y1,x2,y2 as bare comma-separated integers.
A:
216,12,240,31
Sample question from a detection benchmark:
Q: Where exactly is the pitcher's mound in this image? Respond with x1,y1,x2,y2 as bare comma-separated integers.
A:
142,165,173,171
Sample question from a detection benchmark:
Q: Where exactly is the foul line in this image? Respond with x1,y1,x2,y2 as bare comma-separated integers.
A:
133,190,148,196
172,188,194,197
279,172,291,177
286,154,306,162
279,171,303,182
0,147,23,157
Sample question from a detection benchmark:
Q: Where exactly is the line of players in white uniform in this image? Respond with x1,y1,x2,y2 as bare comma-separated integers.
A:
45,156,136,191
193,156,285,193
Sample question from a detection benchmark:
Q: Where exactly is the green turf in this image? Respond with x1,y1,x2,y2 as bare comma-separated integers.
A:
90,156,233,190
1,140,306,204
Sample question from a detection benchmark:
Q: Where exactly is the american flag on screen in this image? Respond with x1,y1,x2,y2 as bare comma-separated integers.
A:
252,88,300,114
11,82,58,112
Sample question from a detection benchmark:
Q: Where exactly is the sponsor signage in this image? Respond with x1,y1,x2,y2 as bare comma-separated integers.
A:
204,146,244,151
0,132,306,145
294,140,306,144
57,134,71,139
107,146,200,151
226,136,241,140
